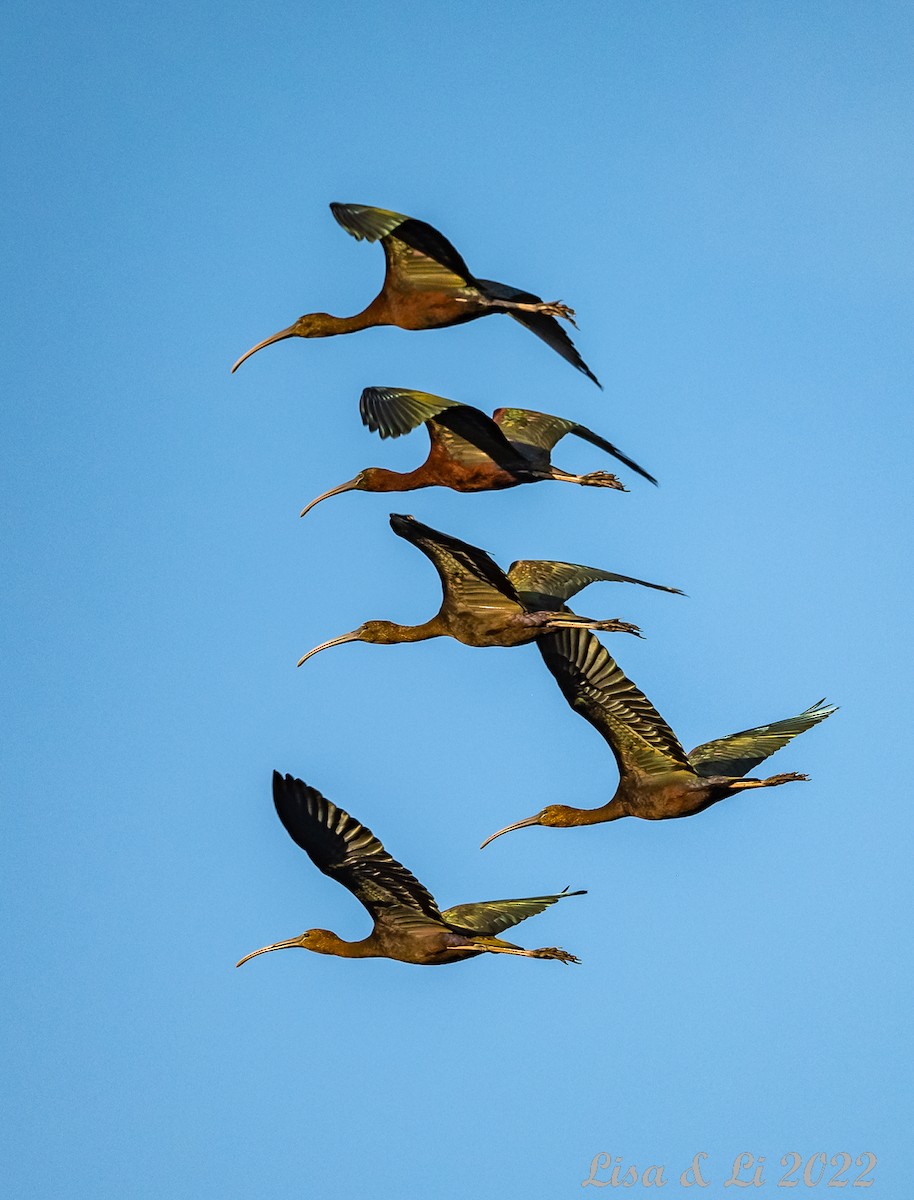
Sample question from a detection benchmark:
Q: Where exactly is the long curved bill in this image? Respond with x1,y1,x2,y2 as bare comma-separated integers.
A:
236,934,303,968
231,325,298,373
480,814,541,849
297,630,362,667
300,478,361,518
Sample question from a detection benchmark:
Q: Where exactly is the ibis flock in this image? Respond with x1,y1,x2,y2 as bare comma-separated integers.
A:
232,203,834,970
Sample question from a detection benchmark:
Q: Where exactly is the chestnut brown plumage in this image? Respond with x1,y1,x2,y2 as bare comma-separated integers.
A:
236,773,584,968
481,626,836,846
232,204,600,384
297,514,683,666
300,388,657,517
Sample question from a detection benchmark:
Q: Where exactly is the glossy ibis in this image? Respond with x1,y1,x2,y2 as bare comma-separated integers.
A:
297,514,682,665
300,387,657,517
481,626,836,845
231,203,600,385
236,772,584,967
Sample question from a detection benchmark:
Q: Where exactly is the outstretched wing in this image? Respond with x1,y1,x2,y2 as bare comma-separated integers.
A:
330,202,474,293
272,772,444,926
360,386,464,439
360,388,533,471
538,626,694,781
508,559,683,612
441,888,586,936
474,279,601,387
389,513,525,619
688,700,837,779
494,408,657,484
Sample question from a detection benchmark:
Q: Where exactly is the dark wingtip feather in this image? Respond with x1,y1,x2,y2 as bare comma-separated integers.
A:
389,512,414,536
573,359,603,389
570,424,658,485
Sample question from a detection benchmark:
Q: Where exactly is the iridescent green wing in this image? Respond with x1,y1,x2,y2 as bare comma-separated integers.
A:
432,408,536,470
441,888,585,936
329,203,412,242
272,773,445,927
330,202,473,292
474,279,601,387
389,514,525,619
538,626,694,781
360,388,533,471
494,408,657,484
688,700,837,779
507,559,683,612
491,407,567,463
360,386,464,439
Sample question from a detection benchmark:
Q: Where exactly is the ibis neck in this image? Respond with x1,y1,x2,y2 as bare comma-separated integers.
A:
323,296,390,335
325,309,380,335
371,618,444,645
562,800,627,827
360,466,435,493
311,932,380,959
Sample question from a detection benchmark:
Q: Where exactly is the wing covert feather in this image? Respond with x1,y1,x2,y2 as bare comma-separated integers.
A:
493,408,576,454
381,216,474,281
492,409,657,484
508,560,683,610
688,700,837,778
431,409,534,469
441,889,585,936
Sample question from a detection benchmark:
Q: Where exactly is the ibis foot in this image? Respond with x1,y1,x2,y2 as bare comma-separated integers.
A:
538,300,577,325
532,947,580,964
590,617,642,638
731,771,810,791
579,470,625,491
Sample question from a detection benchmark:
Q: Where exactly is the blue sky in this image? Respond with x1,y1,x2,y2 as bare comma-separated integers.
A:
3,3,912,1196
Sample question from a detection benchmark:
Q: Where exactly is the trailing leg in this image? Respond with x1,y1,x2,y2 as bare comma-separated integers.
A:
729,772,809,790
469,941,580,965
550,467,626,491
523,610,642,638
458,295,578,324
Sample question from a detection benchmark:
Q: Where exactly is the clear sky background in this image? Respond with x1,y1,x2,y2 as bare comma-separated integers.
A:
3,3,912,1196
